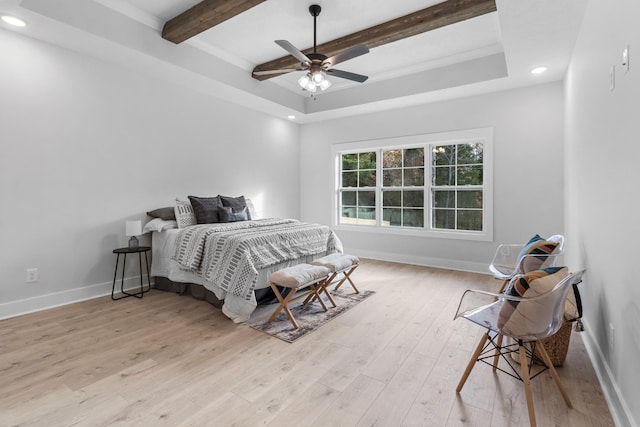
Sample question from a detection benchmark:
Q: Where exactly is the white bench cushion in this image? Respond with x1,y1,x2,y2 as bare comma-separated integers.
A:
311,253,359,273
269,264,330,288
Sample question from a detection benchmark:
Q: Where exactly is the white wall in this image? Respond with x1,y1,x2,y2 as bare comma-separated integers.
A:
300,82,566,273
565,0,640,425
0,29,301,319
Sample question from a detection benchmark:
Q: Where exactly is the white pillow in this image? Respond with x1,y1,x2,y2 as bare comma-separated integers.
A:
246,198,259,219
174,198,196,228
143,218,178,233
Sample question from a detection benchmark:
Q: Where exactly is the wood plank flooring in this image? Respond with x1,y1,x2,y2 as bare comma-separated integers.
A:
0,259,614,426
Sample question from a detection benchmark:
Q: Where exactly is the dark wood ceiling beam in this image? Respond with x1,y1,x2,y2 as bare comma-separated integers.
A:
252,0,496,81
163,0,266,44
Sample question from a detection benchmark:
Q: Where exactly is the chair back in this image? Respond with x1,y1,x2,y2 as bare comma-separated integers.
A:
489,234,565,280
499,269,584,341
516,234,565,275
547,234,565,252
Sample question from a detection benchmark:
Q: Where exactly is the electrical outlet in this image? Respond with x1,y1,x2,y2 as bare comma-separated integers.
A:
26,268,38,283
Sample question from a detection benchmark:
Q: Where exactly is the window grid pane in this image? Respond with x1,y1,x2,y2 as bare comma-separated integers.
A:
380,147,425,228
339,152,377,225
430,142,484,231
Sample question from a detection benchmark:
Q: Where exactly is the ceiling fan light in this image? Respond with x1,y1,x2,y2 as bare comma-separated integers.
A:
312,71,324,84
319,78,331,91
298,73,312,89
305,80,317,92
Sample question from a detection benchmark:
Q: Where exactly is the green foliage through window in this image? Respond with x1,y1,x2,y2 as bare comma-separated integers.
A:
431,143,484,231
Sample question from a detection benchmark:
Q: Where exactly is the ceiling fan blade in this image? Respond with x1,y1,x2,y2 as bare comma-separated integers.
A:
327,68,369,83
252,68,303,76
275,40,311,64
324,45,369,67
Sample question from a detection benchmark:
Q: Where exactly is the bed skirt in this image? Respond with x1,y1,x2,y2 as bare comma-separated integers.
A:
153,276,278,309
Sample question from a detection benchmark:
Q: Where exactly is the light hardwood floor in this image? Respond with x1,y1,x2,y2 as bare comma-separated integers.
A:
1,259,614,426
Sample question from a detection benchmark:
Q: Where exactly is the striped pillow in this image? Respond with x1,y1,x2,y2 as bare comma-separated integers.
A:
174,199,197,228
498,266,568,336
518,234,559,272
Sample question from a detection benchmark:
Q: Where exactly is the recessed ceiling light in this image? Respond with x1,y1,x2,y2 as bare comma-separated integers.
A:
287,115,296,120
531,66,547,75
1,15,26,27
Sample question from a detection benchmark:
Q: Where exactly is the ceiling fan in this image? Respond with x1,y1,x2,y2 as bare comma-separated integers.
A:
253,4,369,92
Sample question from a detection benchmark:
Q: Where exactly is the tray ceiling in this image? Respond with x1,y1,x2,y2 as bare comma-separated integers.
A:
2,0,587,122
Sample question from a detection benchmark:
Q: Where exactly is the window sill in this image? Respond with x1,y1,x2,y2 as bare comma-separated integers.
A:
333,223,493,242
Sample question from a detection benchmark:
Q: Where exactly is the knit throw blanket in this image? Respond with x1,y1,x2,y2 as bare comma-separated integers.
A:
173,219,343,301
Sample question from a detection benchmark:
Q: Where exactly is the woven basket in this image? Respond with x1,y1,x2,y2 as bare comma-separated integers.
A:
509,320,573,367
532,320,573,366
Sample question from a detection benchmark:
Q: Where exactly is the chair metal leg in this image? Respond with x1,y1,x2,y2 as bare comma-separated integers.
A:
518,341,537,427
536,342,573,408
456,332,489,393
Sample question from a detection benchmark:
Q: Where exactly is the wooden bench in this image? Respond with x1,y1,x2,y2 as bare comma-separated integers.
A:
304,253,360,308
312,253,360,295
268,263,331,329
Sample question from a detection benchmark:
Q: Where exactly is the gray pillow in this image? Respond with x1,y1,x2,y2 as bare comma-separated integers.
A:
219,195,252,220
188,195,222,224
146,206,176,220
219,206,249,222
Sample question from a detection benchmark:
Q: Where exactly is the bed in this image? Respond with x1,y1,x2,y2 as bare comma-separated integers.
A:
149,217,343,323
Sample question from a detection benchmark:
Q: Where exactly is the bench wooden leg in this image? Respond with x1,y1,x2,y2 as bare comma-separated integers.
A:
269,283,301,329
304,273,337,308
308,284,329,311
333,266,359,293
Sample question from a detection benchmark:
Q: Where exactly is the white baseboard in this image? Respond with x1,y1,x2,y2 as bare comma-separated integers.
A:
352,249,491,275
581,319,637,427
0,276,152,321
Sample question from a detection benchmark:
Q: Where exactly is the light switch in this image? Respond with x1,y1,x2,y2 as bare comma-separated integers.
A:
622,45,630,73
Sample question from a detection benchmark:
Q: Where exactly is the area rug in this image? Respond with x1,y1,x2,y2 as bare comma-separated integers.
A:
249,288,375,343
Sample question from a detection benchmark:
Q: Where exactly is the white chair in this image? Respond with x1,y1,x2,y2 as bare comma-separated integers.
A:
489,234,565,292
454,268,585,427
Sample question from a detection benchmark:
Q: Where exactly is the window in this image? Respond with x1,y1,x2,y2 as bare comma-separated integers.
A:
431,143,484,231
334,129,493,241
340,152,377,225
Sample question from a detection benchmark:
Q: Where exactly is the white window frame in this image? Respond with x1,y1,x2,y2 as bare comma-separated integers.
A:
332,128,493,242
